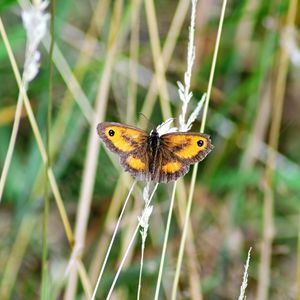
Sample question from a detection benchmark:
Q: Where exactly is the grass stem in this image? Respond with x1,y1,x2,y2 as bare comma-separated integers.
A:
154,181,177,300
91,180,137,300
256,1,297,299
106,183,159,300
172,0,228,297
41,0,55,297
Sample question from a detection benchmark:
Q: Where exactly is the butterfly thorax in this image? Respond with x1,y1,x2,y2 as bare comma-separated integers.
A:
148,128,160,175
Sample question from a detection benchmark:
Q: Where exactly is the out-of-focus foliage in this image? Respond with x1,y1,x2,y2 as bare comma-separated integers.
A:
0,0,299,299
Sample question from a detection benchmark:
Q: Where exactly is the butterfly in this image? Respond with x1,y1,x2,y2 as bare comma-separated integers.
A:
97,122,214,183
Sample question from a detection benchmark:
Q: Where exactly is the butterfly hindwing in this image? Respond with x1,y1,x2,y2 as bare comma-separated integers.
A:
153,148,189,182
160,132,213,164
120,150,150,182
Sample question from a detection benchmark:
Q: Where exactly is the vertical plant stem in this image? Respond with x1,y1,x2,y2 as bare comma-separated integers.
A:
0,216,36,299
154,181,177,300
144,0,172,119
105,183,158,300
64,0,124,298
0,92,25,203
139,0,190,126
171,0,228,298
91,180,137,300
0,6,90,297
89,175,128,282
137,235,145,300
0,16,74,246
127,0,142,123
107,227,140,300
42,0,55,297
256,1,297,299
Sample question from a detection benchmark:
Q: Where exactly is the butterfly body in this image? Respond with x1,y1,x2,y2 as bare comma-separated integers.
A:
97,122,213,183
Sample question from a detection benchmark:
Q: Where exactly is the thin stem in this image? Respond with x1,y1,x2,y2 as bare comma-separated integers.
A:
0,92,25,203
105,183,158,300
137,237,145,300
64,1,124,298
41,0,55,297
238,248,252,300
91,180,137,300
144,0,172,119
137,182,152,300
256,1,297,299
154,181,177,300
127,0,142,123
172,0,228,298
0,14,74,248
139,0,190,126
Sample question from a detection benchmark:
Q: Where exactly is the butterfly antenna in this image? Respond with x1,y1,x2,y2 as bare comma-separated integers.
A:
139,113,155,128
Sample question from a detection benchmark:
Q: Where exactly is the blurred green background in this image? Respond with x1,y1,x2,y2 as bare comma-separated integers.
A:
0,0,299,299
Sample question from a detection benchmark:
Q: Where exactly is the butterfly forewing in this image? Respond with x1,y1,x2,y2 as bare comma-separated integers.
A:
97,122,150,180
97,122,148,155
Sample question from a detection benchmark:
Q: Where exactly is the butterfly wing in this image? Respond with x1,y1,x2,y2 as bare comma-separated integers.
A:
153,132,213,182
160,132,213,163
97,122,149,180
152,147,190,182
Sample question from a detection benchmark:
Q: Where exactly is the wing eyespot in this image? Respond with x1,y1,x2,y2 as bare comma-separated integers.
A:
109,129,115,136
197,140,204,147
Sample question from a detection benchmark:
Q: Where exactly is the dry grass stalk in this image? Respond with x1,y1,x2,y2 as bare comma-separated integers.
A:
172,0,228,298
64,0,124,298
256,0,298,299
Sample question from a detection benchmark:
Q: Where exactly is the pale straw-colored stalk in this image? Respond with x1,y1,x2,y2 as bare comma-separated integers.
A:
139,0,190,125
0,215,36,298
172,0,228,298
137,183,153,300
91,180,137,300
105,183,159,300
138,0,203,295
0,13,93,299
42,0,54,297
0,6,95,298
0,16,74,246
88,174,132,282
144,0,172,119
256,1,297,299
154,181,177,300
0,0,49,203
238,248,252,300
126,0,142,123
64,0,124,298
154,0,211,297
154,0,198,295
1,1,108,296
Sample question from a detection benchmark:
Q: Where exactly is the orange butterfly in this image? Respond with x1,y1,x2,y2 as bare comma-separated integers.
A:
97,122,214,183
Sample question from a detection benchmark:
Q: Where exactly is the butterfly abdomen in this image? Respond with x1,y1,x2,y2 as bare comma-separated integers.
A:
148,129,160,176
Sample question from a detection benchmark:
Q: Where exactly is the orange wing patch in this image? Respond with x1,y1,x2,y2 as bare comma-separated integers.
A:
97,122,147,154
104,126,136,152
161,161,182,173
175,136,208,159
162,134,211,160
127,156,146,171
